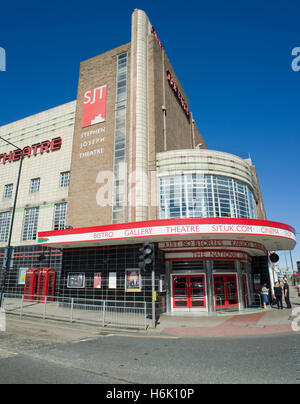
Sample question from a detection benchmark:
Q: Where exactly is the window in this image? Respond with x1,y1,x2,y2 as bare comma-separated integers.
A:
22,207,39,241
112,52,128,224
4,184,13,199
159,174,256,220
60,172,70,187
30,178,40,193
0,211,11,242
54,203,67,230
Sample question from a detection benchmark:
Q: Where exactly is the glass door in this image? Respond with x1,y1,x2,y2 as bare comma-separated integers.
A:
173,276,188,308
190,276,206,309
213,274,239,309
226,276,238,306
214,276,226,307
172,275,207,311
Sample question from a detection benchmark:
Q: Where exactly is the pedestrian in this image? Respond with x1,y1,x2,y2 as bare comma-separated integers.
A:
261,283,269,309
273,281,283,310
282,279,292,309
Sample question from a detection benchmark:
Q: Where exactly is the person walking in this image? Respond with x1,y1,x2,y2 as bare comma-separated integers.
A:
273,281,283,310
261,283,270,309
282,279,292,309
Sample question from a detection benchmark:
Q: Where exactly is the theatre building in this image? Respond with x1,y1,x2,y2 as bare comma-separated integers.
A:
0,9,296,316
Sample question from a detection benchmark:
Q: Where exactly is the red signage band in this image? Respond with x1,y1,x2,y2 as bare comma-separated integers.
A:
165,249,252,263
158,239,266,252
166,70,190,118
38,217,296,239
0,137,62,165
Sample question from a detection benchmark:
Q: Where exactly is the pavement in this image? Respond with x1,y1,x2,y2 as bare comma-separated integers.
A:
3,282,300,339
150,282,300,338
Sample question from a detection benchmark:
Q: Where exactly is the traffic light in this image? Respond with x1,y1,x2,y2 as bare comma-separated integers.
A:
138,247,145,271
138,243,155,272
269,252,279,263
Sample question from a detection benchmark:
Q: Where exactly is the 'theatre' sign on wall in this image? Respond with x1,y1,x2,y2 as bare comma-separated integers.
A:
0,137,62,165
82,85,107,128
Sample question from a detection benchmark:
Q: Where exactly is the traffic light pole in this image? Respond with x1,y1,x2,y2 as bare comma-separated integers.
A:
138,242,156,328
152,265,155,328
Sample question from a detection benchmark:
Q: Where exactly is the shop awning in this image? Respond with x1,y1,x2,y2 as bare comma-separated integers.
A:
38,218,296,256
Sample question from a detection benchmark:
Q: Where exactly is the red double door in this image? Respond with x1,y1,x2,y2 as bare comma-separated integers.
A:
172,275,206,310
172,273,239,311
213,274,239,308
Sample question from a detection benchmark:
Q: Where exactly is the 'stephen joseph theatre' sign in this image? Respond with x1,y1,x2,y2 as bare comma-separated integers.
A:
0,137,62,165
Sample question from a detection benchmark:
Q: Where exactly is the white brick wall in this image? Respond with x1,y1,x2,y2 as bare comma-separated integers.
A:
0,101,76,246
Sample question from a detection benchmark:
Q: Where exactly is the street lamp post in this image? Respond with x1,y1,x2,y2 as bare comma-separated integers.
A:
0,137,24,307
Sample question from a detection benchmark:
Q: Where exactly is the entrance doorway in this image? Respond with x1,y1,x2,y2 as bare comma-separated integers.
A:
172,274,207,311
213,274,239,309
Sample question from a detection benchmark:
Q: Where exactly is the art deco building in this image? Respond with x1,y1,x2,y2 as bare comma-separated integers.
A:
0,9,295,316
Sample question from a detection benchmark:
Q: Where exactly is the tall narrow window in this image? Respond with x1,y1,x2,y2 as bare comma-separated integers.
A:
0,211,11,242
112,52,128,224
3,184,13,199
54,203,67,230
22,207,39,241
30,178,40,193
60,171,70,187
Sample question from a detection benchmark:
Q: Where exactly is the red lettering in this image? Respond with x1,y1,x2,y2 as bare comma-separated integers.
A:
31,143,41,156
0,137,62,167
2,152,13,164
22,146,31,158
12,149,22,161
166,70,190,119
40,141,51,154
151,26,164,49
51,137,62,151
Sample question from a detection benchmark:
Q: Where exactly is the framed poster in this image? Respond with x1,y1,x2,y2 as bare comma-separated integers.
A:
67,273,85,289
108,272,117,289
125,269,141,292
94,273,102,289
18,267,28,285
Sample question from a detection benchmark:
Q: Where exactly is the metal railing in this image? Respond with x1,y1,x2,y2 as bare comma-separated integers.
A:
2,293,148,330
214,292,263,312
244,293,263,309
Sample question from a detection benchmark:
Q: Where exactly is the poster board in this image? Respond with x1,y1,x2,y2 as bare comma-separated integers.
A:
125,269,141,292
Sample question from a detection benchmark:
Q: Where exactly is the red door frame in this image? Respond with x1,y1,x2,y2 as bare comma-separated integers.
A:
172,274,207,310
213,274,239,308
242,274,248,306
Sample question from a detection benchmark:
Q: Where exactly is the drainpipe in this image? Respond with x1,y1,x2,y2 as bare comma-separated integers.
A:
190,112,195,149
162,106,167,151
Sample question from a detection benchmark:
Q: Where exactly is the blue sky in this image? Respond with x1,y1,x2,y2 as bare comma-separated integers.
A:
0,0,299,269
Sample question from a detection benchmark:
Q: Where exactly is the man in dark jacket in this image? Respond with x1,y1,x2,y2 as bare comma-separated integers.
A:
283,279,292,309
